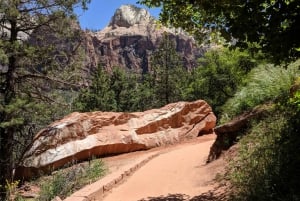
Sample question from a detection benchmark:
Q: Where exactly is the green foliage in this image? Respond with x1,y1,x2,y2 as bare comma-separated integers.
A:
185,47,257,118
40,173,65,201
39,159,106,201
74,66,144,112
290,91,300,111
139,0,300,63
221,60,300,123
289,77,300,111
149,33,186,106
74,34,189,113
127,73,159,111
0,41,8,65
110,67,140,112
116,73,145,112
221,60,300,201
2,180,19,201
0,0,90,198
73,66,116,112
85,160,106,181
225,103,300,201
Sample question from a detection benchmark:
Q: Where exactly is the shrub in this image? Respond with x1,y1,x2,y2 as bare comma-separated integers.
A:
186,47,257,119
40,172,65,201
39,159,106,201
289,77,300,111
225,95,300,201
226,112,286,200
221,60,300,123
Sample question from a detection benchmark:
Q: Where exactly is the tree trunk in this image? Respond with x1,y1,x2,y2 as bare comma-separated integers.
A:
0,127,15,200
0,19,18,200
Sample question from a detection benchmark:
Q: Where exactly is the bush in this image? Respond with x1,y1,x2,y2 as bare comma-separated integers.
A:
39,159,106,200
225,87,300,201
226,109,300,200
221,60,300,123
289,77,300,111
226,112,286,201
186,47,257,118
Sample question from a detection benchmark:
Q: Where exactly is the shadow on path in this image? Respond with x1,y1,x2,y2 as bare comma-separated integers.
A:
138,191,223,201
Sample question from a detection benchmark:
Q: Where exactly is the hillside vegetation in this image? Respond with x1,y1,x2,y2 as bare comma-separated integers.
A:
139,0,300,200
222,60,300,200
1,0,300,200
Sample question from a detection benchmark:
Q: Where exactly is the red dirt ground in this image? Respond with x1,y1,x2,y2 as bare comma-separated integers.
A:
102,134,225,201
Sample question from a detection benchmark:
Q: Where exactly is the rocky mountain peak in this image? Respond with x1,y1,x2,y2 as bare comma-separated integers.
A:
81,5,206,74
108,4,154,28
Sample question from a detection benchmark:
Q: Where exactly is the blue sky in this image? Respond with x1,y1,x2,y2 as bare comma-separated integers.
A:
75,1,161,30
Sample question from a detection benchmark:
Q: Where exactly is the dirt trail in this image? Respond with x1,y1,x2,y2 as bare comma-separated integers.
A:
102,134,225,201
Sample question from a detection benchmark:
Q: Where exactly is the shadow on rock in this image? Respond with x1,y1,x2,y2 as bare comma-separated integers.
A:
138,191,222,201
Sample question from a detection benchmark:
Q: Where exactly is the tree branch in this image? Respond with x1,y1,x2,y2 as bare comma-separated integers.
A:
18,73,81,89
29,90,69,106
19,3,58,14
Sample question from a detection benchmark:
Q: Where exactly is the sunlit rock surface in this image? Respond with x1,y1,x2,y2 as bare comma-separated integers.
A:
109,4,154,28
82,4,205,73
17,100,216,179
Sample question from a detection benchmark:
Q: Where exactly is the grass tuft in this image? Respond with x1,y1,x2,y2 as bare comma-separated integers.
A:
39,159,106,201
221,60,300,123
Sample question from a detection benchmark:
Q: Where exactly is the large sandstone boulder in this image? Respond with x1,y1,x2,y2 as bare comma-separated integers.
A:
16,100,216,179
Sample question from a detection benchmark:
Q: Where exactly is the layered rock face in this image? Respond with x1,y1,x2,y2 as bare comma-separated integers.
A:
17,100,216,179
83,5,205,73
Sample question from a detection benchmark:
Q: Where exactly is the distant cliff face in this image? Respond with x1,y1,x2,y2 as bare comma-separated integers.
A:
109,4,154,28
83,5,206,73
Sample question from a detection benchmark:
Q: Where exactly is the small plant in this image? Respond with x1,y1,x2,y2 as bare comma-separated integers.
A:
290,91,300,110
85,159,106,181
39,172,66,201
39,159,106,201
3,180,20,201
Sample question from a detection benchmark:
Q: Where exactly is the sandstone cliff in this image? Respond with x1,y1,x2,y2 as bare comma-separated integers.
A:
1,5,205,81
82,5,205,73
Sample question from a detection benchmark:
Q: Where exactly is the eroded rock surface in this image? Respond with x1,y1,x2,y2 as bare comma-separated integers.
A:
82,4,205,73
17,100,216,179
207,107,269,162
109,5,154,28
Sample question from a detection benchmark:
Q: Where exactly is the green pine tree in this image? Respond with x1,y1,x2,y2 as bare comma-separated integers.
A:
74,66,116,112
150,32,186,107
0,1,90,199
110,67,141,112
186,47,258,118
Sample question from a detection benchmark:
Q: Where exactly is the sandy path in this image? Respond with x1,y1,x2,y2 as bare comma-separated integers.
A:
102,134,223,201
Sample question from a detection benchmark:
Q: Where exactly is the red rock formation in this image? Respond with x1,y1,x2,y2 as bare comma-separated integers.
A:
16,100,216,179
207,106,269,163
82,5,206,73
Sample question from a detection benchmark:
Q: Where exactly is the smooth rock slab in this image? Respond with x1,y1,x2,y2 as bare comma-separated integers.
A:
17,100,216,179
